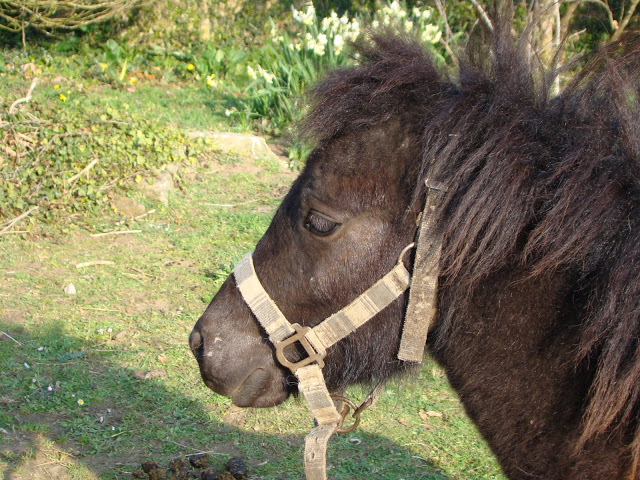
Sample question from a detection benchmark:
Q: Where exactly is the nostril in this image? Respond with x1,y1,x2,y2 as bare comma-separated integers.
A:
189,329,204,360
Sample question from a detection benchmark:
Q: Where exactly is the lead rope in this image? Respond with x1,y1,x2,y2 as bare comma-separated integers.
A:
232,178,446,480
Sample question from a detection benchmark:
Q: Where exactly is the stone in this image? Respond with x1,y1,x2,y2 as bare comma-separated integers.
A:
111,193,146,217
186,131,284,163
138,171,174,206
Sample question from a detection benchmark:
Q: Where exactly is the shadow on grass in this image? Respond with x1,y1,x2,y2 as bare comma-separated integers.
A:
0,323,451,480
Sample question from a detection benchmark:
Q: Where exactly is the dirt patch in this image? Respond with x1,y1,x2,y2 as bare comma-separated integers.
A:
0,433,79,480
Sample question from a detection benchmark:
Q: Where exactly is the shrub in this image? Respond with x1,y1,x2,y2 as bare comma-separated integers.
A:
0,0,142,34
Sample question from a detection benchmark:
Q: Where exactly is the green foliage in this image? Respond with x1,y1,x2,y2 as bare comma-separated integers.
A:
0,87,208,220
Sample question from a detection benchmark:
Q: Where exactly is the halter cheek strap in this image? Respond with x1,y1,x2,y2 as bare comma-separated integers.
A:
232,179,446,480
233,247,411,479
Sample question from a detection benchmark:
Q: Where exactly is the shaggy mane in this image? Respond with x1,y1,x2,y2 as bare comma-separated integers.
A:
304,22,640,473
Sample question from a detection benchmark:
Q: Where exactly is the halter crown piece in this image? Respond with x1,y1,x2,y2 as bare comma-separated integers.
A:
232,179,446,480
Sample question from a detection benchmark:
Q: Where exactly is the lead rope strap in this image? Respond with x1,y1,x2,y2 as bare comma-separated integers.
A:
398,178,447,362
297,365,342,480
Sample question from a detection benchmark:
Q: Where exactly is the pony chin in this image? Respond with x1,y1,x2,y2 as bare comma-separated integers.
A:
196,354,290,408
189,279,292,408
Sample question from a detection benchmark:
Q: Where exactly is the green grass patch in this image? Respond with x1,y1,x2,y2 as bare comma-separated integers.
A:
0,157,504,479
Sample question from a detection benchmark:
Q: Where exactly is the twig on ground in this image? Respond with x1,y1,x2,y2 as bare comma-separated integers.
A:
204,200,258,208
9,78,38,114
0,206,39,233
133,209,156,220
67,158,98,184
1,331,23,346
130,267,156,278
0,230,28,236
79,306,121,312
75,260,115,268
90,230,142,238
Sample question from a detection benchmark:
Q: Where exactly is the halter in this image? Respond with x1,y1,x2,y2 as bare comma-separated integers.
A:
232,179,446,479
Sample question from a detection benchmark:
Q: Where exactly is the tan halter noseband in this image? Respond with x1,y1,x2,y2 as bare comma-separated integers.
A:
232,179,446,479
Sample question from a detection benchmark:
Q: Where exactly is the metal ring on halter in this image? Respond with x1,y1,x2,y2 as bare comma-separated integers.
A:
398,243,415,265
330,394,362,434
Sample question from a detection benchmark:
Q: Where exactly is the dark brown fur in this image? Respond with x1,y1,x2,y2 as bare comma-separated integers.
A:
191,20,640,480
301,26,640,479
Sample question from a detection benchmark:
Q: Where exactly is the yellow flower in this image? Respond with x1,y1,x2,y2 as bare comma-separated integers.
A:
54,84,60,90
77,399,84,405
129,77,137,84
187,63,195,71
59,94,67,102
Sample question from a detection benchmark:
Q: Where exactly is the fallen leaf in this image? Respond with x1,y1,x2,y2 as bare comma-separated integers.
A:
113,331,127,342
63,283,76,295
419,409,443,421
133,369,166,380
157,354,168,363
397,418,409,426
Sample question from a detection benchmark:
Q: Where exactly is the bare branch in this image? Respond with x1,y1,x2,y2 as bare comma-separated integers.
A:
0,0,144,33
434,0,460,68
563,0,616,31
612,0,640,40
469,0,494,33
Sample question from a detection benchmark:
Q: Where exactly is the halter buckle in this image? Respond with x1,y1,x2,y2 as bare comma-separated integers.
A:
275,323,325,373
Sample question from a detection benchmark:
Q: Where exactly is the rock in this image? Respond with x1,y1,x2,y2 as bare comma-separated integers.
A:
166,163,180,175
111,193,146,217
186,131,283,163
225,457,248,479
63,283,76,295
138,171,174,206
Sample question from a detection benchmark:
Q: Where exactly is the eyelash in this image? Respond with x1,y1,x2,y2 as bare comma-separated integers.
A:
304,210,339,237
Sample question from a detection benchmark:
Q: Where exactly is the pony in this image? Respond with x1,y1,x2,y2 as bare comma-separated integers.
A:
190,20,640,479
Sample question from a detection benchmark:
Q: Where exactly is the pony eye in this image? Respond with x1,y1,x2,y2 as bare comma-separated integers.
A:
304,210,339,236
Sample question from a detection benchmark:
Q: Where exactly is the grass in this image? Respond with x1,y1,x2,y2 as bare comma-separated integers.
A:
1,34,503,480
0,150,505,480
